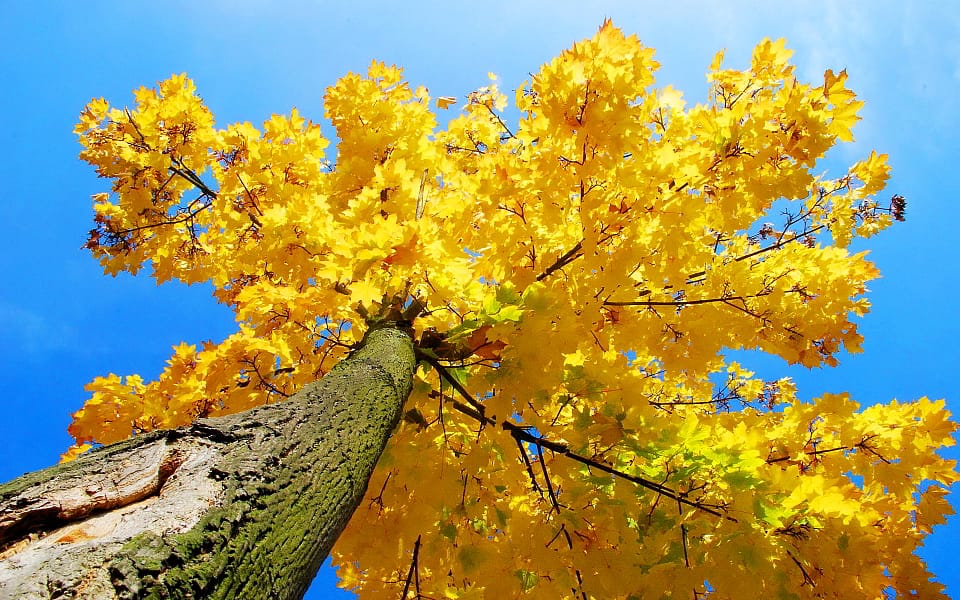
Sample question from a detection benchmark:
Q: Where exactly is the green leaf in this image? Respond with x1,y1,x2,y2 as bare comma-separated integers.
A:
482,296,502,315
515,569,538,592
445,319,482,341
496,283,521,305
520,282,551,311
440,522,458,542
493,305,523,323
447,366,469,386
457,546,484,572
755,498,786,529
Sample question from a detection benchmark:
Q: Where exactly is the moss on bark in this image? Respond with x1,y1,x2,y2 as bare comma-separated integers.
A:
0,325,416,600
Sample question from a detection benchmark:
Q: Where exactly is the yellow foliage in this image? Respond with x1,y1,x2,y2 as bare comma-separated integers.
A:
70,20,955,600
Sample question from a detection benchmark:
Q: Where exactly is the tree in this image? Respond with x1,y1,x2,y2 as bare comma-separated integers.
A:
0,20,955,599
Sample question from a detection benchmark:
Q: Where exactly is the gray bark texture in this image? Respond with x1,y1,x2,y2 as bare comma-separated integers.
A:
0,325,416,599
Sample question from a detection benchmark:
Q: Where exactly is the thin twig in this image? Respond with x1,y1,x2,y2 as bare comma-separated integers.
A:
536,442,563,514
400,535,422,599
419,352,487,418
536,241,584,281
604,293,766,308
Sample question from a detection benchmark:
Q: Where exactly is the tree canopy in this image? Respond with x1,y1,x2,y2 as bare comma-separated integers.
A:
67,21,955,599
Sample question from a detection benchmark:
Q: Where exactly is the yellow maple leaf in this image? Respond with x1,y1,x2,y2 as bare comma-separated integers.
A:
435,96,457,109
349,278,383,309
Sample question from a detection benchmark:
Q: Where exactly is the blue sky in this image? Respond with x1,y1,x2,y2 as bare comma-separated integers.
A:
1,2,957,597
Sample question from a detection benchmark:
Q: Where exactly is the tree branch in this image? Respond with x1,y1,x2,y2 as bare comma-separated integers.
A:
400,535,422,600
536,241,584,281
603,293,768,308
428,362,732,520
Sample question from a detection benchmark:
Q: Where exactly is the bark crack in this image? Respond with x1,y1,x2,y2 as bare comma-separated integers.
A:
0,437,194,556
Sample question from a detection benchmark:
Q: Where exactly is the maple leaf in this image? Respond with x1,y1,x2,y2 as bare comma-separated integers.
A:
349,279,383,310
435,96,457,109
464,325,506,361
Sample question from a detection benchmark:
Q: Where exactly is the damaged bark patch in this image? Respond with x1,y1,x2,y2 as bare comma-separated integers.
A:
0,435,200,558
0,438,225,598
0,435,173,553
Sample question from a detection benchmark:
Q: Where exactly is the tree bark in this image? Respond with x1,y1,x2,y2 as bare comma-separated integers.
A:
0,325,416,599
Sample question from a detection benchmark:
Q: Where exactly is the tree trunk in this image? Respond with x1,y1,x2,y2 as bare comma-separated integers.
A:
0,325,416,599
